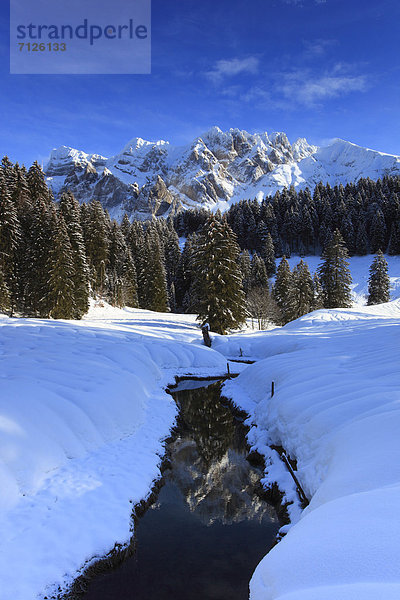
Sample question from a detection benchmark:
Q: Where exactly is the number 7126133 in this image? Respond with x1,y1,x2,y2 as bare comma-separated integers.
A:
18,43,67,51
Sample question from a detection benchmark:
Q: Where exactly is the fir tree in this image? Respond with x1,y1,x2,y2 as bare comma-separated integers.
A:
355,221,368,255
46,212,76,319
288,260,314,320
175,234,197,311
12,164,34,311
85,200,110,294
312,272,324,310
262,233,276,276
273,256,293,324
0,172,21,312
238,250,251,294
27,161,52,205
108,221,138,308
369,208,387,253
25,198,54,316
120,213,131,240
387,223,400,255
127,221,146,307
59,192,90,318
367,250,390,305
0,266,10,313
141,227,168,312
250,253,268,290
1,156,17,193
163,226,181,309
317,230,352,308
192,216,246,334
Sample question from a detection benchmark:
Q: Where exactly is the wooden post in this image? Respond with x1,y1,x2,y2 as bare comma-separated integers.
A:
281,452,309,506
201,324,211,347
271,381,275,397
227,362,231,378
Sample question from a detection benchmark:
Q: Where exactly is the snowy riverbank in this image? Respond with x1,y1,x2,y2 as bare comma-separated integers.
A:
0,304,228,600
223,300,400,600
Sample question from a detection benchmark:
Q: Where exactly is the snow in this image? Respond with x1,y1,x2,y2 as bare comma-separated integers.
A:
222,300,400,600
0,303,228,600
2,260,400,599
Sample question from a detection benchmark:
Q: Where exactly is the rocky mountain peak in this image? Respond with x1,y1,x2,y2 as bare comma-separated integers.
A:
44,128,400,221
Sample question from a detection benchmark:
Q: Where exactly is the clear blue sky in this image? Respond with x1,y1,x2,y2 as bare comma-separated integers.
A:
1,0,399,166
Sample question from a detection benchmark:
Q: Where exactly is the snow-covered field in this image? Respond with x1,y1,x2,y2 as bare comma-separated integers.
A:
0,303,228,600
223,301,400,600
1,256,400,599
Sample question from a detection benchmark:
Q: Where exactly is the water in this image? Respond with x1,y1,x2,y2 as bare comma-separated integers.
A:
84,380,279,600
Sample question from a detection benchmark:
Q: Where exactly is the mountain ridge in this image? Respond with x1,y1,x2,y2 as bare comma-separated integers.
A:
44,127,400,220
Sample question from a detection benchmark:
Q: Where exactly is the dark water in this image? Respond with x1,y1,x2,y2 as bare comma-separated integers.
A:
84,380,279,600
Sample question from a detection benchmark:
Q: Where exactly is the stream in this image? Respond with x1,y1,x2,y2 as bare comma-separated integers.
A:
83,379,280,600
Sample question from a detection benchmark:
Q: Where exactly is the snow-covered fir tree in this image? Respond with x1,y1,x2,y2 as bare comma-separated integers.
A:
288,260,314,321
387,223,400,255
27,161,52,205
367,250,390,305
273,256,293,324
108,220,138,308
175,233,197,312
25,198,55,316
369,208,387,254
262,233,276,277
238,250,251,294
46,210,76,319
355,221,368,255
0,266,10,312
141,225,168,312
0,171,20,312
84,200,110,295
317,230,353,308
312,272,324,310
250,253,268,290
163,221,181,311
192,216,246,334
59,192,90,318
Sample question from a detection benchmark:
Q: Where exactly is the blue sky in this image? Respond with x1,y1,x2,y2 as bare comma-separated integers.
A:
1,0,399,166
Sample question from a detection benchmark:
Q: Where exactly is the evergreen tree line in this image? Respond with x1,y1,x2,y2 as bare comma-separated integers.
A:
245,230,391,327
0,157,392,330
174,175,400,258
0,157,181,317
177,217,391,333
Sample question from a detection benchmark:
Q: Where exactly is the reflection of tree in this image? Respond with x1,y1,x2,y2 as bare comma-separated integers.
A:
175,382,237,464
170,383,277,526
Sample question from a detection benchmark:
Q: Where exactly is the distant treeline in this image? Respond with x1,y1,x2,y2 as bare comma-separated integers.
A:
174,175,400,257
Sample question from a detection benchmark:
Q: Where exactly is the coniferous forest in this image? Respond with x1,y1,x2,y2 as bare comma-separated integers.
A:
0,156,397,332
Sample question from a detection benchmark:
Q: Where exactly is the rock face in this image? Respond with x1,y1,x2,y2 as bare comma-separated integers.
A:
45,127,400,220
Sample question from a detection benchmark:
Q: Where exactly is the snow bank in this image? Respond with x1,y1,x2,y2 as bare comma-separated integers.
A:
223,300,400,600
0,304,227,600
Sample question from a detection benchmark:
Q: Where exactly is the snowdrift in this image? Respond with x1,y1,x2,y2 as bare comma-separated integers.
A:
0,305,227,600
223,301,400,600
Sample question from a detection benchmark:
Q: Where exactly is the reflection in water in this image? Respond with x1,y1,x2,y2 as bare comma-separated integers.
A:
172,382,274,526
84,381,279,600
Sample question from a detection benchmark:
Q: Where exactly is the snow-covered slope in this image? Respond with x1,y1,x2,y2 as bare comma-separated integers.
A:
222,301,400,600
2,258,400,599
45,127,400,220
0,304,228,600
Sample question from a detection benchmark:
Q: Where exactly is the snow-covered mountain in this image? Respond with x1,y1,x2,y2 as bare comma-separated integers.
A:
45,127,400,220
